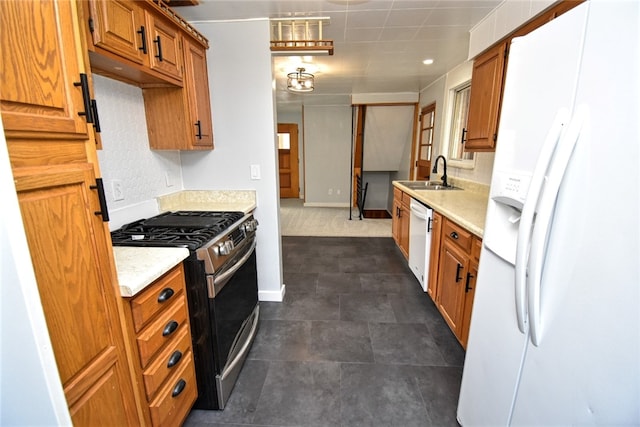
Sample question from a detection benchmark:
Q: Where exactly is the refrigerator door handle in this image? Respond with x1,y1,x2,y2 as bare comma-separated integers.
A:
528,105,587,346
514,108,570,333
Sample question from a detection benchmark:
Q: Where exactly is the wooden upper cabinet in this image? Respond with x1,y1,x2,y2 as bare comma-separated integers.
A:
87,0,147,66
83,0,185,86
146,12,183,82
143,36,213,150
0,0,92,140
464,42,506,152
13,164,140,426
183,38,213,148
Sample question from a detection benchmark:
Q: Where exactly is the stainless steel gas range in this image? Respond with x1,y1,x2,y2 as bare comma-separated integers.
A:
111,210,259,410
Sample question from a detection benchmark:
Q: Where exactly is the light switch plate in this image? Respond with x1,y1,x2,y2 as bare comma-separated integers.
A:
250,164,261,180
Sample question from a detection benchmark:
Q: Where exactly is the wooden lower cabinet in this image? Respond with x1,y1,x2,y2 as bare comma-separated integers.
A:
430,216,482,349
392,187,411,259
122,264,197,427
13,163,139,425
426,211,442,301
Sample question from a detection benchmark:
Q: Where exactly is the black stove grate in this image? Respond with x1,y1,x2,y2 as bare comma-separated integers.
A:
110,211,245,250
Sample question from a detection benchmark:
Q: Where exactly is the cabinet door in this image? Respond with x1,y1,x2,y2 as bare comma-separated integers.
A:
392,197,401,245
427,211,442,302
88,0,147,66
183,38,213,148
14,164,139,426
147,13,183,82
460,259,478,349
399,199,410,259
0,0,91,139
465,42,506,151
436,241,468,335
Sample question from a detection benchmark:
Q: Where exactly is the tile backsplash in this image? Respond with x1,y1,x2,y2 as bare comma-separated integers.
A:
93,75,183,228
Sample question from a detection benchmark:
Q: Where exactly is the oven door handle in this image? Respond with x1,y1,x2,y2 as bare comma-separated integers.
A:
207,238,257,298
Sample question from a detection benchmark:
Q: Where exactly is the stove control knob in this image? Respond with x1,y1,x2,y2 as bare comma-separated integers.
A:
243,219,258,233
216,241,232,256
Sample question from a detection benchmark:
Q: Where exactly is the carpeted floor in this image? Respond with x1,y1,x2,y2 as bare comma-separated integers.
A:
279,198,392,237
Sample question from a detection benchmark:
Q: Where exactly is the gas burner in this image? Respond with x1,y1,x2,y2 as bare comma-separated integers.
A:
111,211,245,250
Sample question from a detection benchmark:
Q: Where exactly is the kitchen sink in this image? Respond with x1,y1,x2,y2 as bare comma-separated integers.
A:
397,181,462,191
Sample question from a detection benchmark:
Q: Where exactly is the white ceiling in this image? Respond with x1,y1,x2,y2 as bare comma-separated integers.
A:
173,0,501,110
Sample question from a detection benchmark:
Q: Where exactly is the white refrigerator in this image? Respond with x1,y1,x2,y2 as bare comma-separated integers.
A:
457,1,640,425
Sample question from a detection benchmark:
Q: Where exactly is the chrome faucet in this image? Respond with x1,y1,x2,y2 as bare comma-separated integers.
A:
432,155,448,187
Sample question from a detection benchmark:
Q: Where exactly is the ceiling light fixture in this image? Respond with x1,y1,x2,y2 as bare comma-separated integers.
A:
287,67,314,93
423,58,434,65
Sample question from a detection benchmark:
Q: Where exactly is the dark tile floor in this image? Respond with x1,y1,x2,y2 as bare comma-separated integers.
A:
184,236,464,427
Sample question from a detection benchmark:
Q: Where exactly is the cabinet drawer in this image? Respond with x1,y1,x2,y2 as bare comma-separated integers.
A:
149,355,197,427
137,294,189,368
143,326,192,400
443,219,472,253
131,265,185,333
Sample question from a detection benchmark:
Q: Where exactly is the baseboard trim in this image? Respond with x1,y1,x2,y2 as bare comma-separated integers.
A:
303,202,350,208
258,284,285,302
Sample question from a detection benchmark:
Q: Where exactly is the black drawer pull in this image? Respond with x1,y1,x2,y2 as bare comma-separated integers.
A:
73,73,93,124
90,99,101,133
450,231,459,240
172,379,186,398
154,36,163,61
465,272,475,293
162,320,179,337
137,26,147,54
157,288,175,303
167,350,183,368
455,263,463,283
195,120,202,139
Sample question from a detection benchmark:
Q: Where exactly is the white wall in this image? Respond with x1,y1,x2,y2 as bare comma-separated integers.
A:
303,105,353,206
94,75,183,229
0,121,72,425
469,0,556,59
181,19,283,302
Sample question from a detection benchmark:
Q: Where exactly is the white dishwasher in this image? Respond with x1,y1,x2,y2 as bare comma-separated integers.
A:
408,198,434,292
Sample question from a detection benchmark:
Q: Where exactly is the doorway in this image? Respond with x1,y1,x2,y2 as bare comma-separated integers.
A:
277,123,300,199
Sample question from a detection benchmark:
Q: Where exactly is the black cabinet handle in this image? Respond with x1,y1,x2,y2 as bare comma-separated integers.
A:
137,26,147,54
167,350,183,368
195,120,202,139
162,320,179,337
73,73,93,124
157,287,175,303
154,36,163,61
455,263,463,283
90,178,109,222
450,231,459,240
172,379,186,398
90,99,101,133
461,128,467,145
465,272,475,293
427,217,433,232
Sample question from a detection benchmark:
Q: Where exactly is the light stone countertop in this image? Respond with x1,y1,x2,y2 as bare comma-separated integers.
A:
113,247,190,297
393,179,489,238
157,190,256,214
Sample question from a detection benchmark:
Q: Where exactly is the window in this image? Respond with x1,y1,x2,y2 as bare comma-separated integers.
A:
448,82,474,164
277,133,290,149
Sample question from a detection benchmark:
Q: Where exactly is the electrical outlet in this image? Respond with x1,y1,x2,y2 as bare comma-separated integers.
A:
250,164,261,180
337,189,341,195
328,188,333,195
111,180,124,201
165,171,174,187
